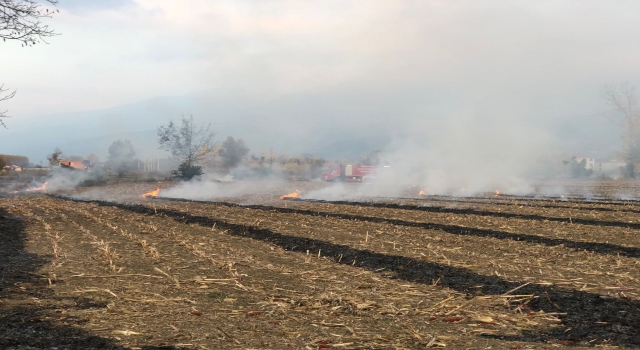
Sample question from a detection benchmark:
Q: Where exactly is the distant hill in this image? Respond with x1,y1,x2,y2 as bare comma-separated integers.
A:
1,95,194,163
0,89,622,166
313,137,391,161
0,92,393,164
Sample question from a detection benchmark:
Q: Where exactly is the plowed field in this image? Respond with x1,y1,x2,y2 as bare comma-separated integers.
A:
1,182,640,349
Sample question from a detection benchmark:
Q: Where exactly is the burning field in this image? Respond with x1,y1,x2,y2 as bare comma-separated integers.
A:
1,181,640,349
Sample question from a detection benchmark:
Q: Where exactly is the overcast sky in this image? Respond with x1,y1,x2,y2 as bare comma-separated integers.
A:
2,0,638,115
2,0,640,163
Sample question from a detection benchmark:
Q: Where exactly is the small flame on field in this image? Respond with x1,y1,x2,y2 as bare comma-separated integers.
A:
418,188,425,196
26,182,48,193
280,190,300,200
495,190,500,197
141,187,160,198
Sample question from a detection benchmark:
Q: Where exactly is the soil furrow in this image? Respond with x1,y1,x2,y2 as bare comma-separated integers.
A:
63,196,640,347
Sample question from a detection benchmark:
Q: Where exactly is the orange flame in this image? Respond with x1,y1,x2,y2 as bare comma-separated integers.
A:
280,190,300,200
141,187,160,198
26,182,48,192
418,188,425,196
495,190,500,197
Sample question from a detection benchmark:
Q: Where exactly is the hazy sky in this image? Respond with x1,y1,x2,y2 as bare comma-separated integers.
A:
2,0,640,163
2,1,638,115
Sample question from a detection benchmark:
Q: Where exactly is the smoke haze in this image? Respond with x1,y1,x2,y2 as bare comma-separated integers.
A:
2,0,639,197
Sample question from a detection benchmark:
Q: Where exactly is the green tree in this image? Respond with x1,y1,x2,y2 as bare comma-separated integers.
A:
173,162,202,180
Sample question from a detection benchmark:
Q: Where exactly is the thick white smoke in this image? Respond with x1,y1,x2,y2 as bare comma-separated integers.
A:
303,108,559,200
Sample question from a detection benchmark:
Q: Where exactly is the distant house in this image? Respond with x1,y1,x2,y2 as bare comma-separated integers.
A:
2,165,22,172
59,159,89,170
574,157,596,170
595,158,627,175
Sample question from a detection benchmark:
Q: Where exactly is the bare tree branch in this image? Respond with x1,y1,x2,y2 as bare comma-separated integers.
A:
601,82,638,117
0,0,59,46
1,0,58,128
601,82,640,176
0,84,16,128
158,114,217,167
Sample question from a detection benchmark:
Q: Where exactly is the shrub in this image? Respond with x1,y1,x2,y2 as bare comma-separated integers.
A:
172,162,203,180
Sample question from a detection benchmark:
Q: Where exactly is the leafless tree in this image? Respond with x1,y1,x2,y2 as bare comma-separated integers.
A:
157,115,216,177
1,0,59,45
1,0,59,127
46,147,63,166
601,82,640,176
0,84,16,127
602,82,638,117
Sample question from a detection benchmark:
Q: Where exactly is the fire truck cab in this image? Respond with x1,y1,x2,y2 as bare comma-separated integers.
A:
321,163,380,182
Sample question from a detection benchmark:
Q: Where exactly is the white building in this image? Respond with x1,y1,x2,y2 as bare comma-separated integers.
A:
2,165,21,172
595,159,627,174
574,157,595,170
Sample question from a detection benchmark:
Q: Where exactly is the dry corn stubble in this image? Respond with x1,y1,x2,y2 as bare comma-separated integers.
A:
3,182,640,349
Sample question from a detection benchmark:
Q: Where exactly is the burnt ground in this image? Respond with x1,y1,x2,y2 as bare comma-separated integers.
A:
1,181,640,349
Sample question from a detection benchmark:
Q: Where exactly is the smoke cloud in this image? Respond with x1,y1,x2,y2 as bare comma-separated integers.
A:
3,1,639,200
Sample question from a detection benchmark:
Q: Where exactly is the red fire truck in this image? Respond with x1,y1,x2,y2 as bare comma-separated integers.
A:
321,163,388,182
